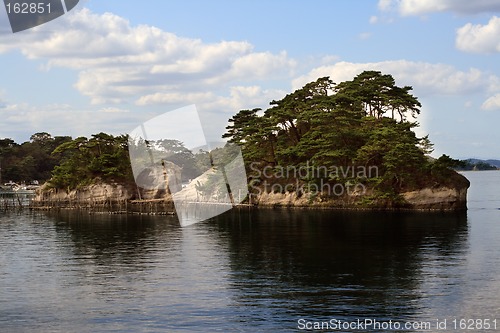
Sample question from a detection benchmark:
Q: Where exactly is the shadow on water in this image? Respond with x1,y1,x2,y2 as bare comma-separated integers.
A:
213,208,469,321
6,173,499,332
45,210,181,261
36,208,469,331
36,210,236,333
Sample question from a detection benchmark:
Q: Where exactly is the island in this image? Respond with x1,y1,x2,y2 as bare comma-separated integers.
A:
2,71,470,212
221,71,469,211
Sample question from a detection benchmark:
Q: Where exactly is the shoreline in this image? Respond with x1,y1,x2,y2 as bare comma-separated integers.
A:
25,200,467,216
29,170,470,215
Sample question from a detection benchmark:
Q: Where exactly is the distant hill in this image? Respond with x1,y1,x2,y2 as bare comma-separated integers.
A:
458,159,500,171
484,160,500,168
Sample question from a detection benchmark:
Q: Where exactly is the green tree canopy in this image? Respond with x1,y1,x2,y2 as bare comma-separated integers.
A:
223,70,446,196
0,133,71,184
50,133,133,189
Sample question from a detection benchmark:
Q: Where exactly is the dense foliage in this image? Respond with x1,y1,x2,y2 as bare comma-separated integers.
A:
223,71,457,199
1,131,213,190
49,133,134,189
0,132,136,189
0,132,71,184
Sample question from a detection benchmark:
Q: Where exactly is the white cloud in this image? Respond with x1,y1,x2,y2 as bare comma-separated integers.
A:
208,86,286,112
197,86,287,142
131,85,286,142
320,55,341,65
0,8,296,106
292,60,488,96
0,102,151,141
482,94,500,110
456,16,500,54
136,92,215,106
378,0,500,15
292,60,500,120
218,51,296,83
0,8,298,142
100,107,130,113
378,0,395,12
137,85,284,111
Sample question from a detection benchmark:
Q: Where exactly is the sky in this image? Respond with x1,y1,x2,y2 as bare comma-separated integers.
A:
1,0,500,159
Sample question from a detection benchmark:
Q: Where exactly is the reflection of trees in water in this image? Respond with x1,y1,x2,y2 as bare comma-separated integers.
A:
216,209,468,319
45,209,469,324
44,211,237,331
46,211,183,312
49,211,181,273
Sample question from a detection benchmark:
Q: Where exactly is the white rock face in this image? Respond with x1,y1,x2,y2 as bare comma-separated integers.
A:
401,186,468,210
34,182,134,203
251,185,468,211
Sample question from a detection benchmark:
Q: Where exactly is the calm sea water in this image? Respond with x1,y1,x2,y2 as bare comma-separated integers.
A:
0,171,499,332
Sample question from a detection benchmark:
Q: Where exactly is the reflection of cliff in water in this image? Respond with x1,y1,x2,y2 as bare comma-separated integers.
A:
44,208,469,323
216,209,469,320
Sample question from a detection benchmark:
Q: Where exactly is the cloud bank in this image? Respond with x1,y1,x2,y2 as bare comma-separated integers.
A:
292,60,500,112
456,16,500,54
0,8,295,107
292,60,489,96
378,0,500,16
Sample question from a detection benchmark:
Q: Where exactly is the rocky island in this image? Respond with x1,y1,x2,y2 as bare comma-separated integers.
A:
30,71,469,212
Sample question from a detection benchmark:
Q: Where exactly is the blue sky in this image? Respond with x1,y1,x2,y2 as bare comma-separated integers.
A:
1,0,500,159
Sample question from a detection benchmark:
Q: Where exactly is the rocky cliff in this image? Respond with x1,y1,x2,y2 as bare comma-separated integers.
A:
34,182,135,203
34,171,470,212
251,172,470,211
401,186,468,210
34,162,182,206
32,181,175,214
